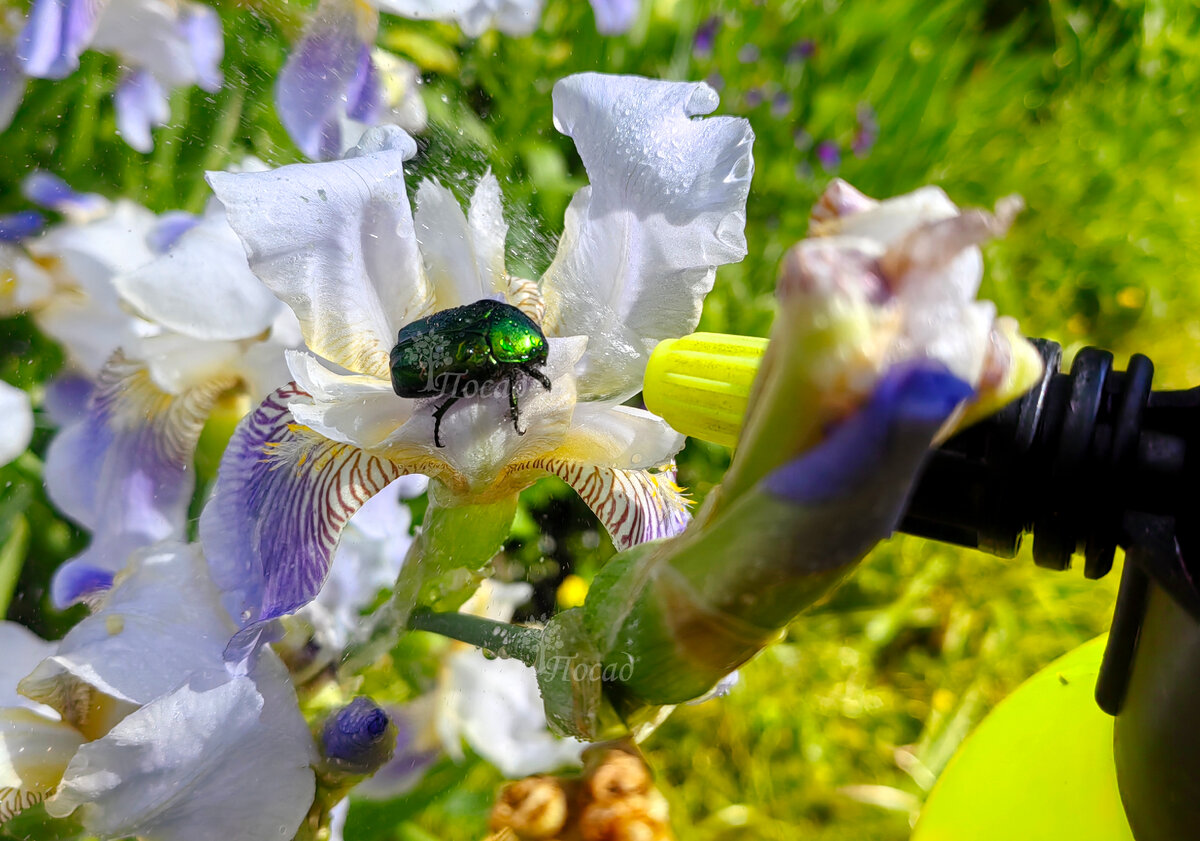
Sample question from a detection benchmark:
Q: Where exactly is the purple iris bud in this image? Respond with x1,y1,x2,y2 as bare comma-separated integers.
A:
816,140,841,170
694,16,720,55
764,362,972,506
0,210,44,242
22,170,107,217
787,39,816,63
321,697,397,775
743,87,764,109
771,91,792,118
147,211,201,253
738,44,760,64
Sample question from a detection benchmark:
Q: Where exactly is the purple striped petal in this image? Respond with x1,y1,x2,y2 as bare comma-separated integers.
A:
45,355,235,607
276,0,376,160
22,170,108,218
199,383,407,658
17,0,106,79
589,0,637,34
178,2,222,92
764,361,972,507
0,211,44,242
114,67,168,153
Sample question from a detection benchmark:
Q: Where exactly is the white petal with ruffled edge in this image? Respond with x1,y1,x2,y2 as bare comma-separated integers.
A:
541,74,754,401
0,707,85,822
0,381,33,467
208,126,430,378
112,198,283,342
45,665,315,841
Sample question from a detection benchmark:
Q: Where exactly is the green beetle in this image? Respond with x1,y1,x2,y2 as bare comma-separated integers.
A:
390,299,552,447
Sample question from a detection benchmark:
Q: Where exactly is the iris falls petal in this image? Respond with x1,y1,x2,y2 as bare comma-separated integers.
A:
200,383,412,657
45,355,236,607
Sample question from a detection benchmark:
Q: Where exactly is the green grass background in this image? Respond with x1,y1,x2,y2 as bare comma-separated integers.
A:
3,0,1199,838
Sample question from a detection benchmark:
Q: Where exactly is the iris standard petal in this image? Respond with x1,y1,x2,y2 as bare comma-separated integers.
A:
541,74,754,401
467,170,509,294
45,665,315,841
0,707,86,822
45,356,236,607
112,199,283,342
17,0,108,79
276,0,378,160
415,178,503,310
200,383,411,656
0,380,33,467
207,125,430,379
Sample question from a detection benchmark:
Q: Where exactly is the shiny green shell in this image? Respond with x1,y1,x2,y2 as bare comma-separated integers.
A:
389,299,549,397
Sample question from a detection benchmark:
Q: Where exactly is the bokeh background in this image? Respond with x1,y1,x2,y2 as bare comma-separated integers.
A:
3,1,1199,838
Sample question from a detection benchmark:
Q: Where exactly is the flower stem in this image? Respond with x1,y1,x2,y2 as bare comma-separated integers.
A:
407,608,542,666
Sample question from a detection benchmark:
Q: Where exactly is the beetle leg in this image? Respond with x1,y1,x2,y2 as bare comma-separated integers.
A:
432,396,459,448
522,364,552,391
509,373,526,436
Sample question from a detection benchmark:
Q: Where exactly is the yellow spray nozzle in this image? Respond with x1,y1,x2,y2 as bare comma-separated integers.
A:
643,332,769,449
643,328,1045,450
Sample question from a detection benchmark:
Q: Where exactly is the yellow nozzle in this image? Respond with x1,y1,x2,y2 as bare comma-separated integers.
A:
643,332,769,449
643,329,1045,449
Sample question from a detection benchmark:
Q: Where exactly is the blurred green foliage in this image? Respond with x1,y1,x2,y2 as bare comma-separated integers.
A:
4,0,1199,838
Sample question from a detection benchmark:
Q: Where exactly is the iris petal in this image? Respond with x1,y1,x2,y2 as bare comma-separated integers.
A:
541,74,754,401
45,356,236,607
199,383,409,658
